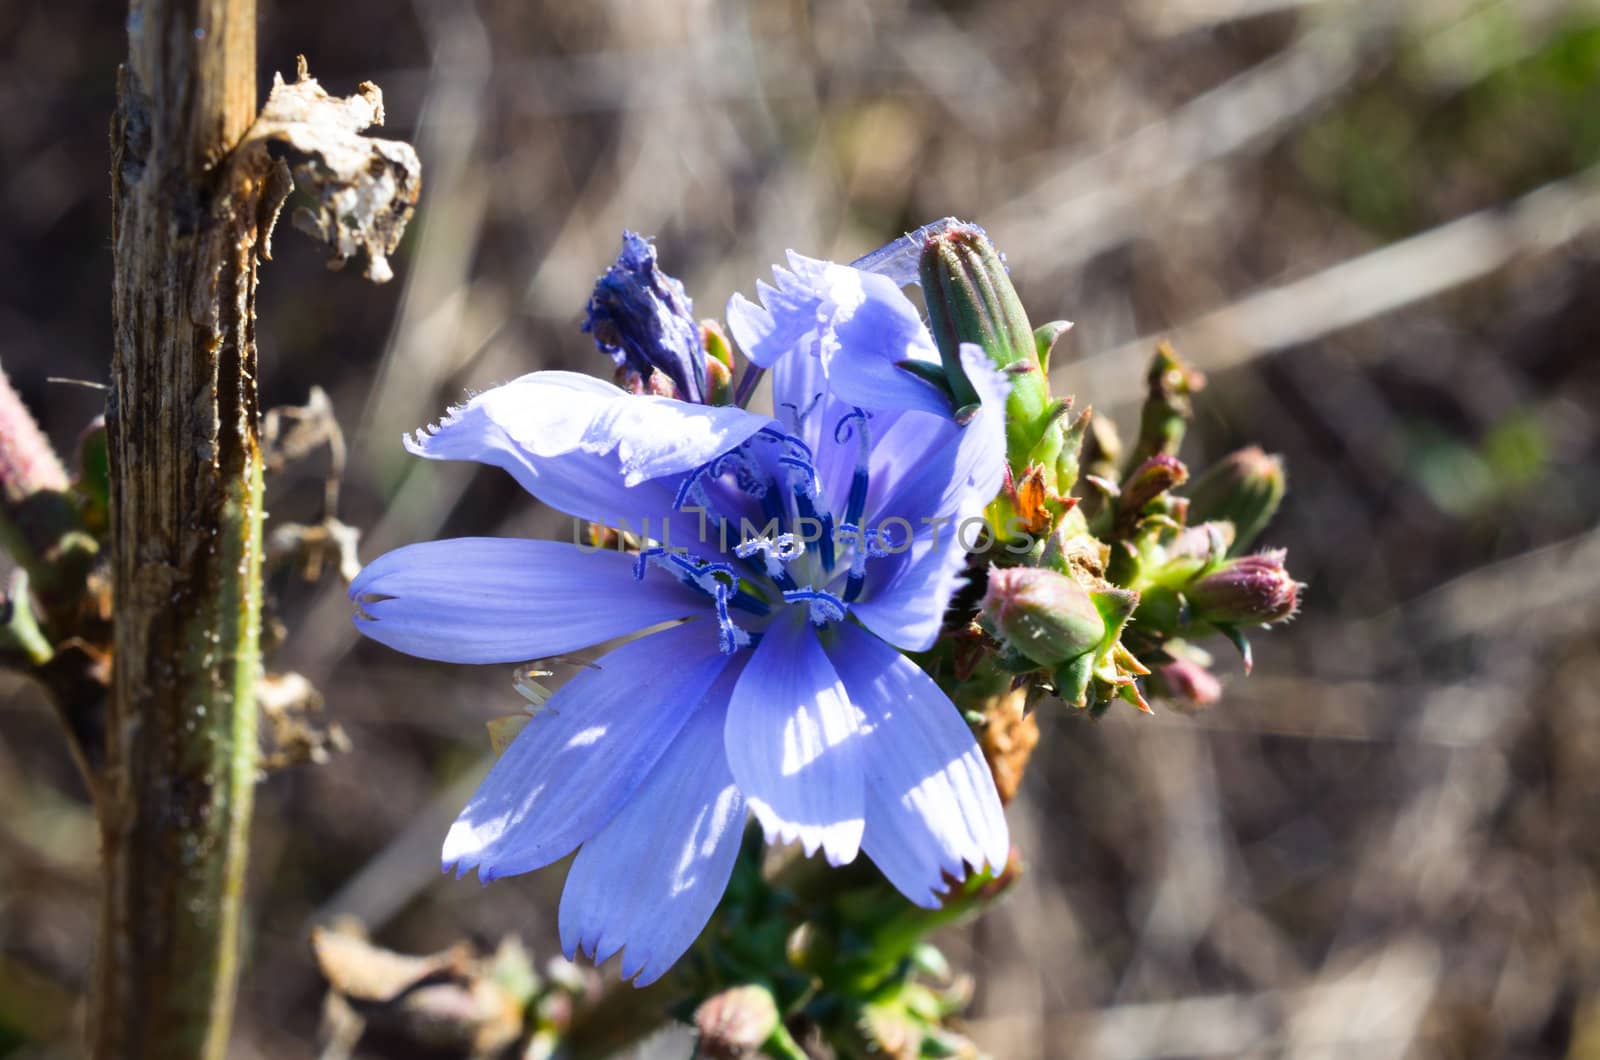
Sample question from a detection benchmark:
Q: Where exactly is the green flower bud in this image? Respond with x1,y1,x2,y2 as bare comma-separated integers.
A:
1126,340,1204,472
1185,446,1286,553
981,567,1105,669
919,226,1053,471
1188,550,1300,626
704,355,733,407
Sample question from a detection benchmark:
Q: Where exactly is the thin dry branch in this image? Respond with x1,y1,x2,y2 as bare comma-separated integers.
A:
1055,165,1600,408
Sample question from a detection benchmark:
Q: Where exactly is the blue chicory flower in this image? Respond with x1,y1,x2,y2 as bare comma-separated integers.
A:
350,240,1011,986
583,231,707,402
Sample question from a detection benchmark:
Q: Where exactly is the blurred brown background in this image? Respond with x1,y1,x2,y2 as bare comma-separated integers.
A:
3,0,1599,1056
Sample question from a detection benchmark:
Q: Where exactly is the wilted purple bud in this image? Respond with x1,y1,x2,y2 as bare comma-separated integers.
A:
1188,549,1300,626
1186,446,1286,553
694,984,780,1058
982,567,1128,669
583,231,707,402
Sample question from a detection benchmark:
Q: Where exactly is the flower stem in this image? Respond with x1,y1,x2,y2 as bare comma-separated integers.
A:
95,1,263,1056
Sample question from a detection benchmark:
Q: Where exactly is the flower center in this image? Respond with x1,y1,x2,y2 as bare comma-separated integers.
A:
633,412,903,653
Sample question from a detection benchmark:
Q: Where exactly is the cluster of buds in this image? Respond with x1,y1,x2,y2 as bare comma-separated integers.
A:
692,830,1020,1060
914,225,1301,715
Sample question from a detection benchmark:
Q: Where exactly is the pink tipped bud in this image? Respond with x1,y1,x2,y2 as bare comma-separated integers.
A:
982,567,1114,669
1153,658,1223,710
1115,453,1188,536
694,984,779,1058
1188,550,1300,626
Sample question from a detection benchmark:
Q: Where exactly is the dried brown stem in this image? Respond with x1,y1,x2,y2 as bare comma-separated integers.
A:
98,3,263,1056
97,3,418,1057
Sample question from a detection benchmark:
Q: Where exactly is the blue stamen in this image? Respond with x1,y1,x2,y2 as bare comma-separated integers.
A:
782,587,847,626
673,469,710,512
778,456,818,497
833,408,869,444
667,554,737,592
794,489,833,571
633,545,668,581
832,407,875,545
757,426,815,466
839,525,895,603
734,462,768,498
844,468,870,529
760,487,787,531
778,392,822,433
735,532,803,593
714,583,751,653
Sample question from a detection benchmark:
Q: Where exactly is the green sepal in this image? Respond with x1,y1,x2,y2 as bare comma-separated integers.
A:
1034,320,1072,373
894,358,956,402
1186,446,1286,555
1090,586,1138,632
1106,539,1141,588
1054,653,1093,707
1056,407,1091,492
1214,622,1254,674
1132,585,1185,637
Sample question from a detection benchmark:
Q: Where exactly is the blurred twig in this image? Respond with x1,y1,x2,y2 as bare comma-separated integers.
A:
967,939,1439,1059
1058,165,1600,407
991,16,1376,271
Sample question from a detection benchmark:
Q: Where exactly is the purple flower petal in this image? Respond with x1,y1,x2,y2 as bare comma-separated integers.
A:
858,409,959,523
558,676,746,986
818,267,948,416
847,523,969,654
724,611,864,863
404,371,771,524
442,621,731,880
869,345,1008,527
851,346,1009,651
725,254,832,370
726,255,949,417
351,538,708,664
831,622,1009,907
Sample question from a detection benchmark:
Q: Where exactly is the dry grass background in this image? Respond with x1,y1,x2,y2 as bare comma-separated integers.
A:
2,0,1600,1056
